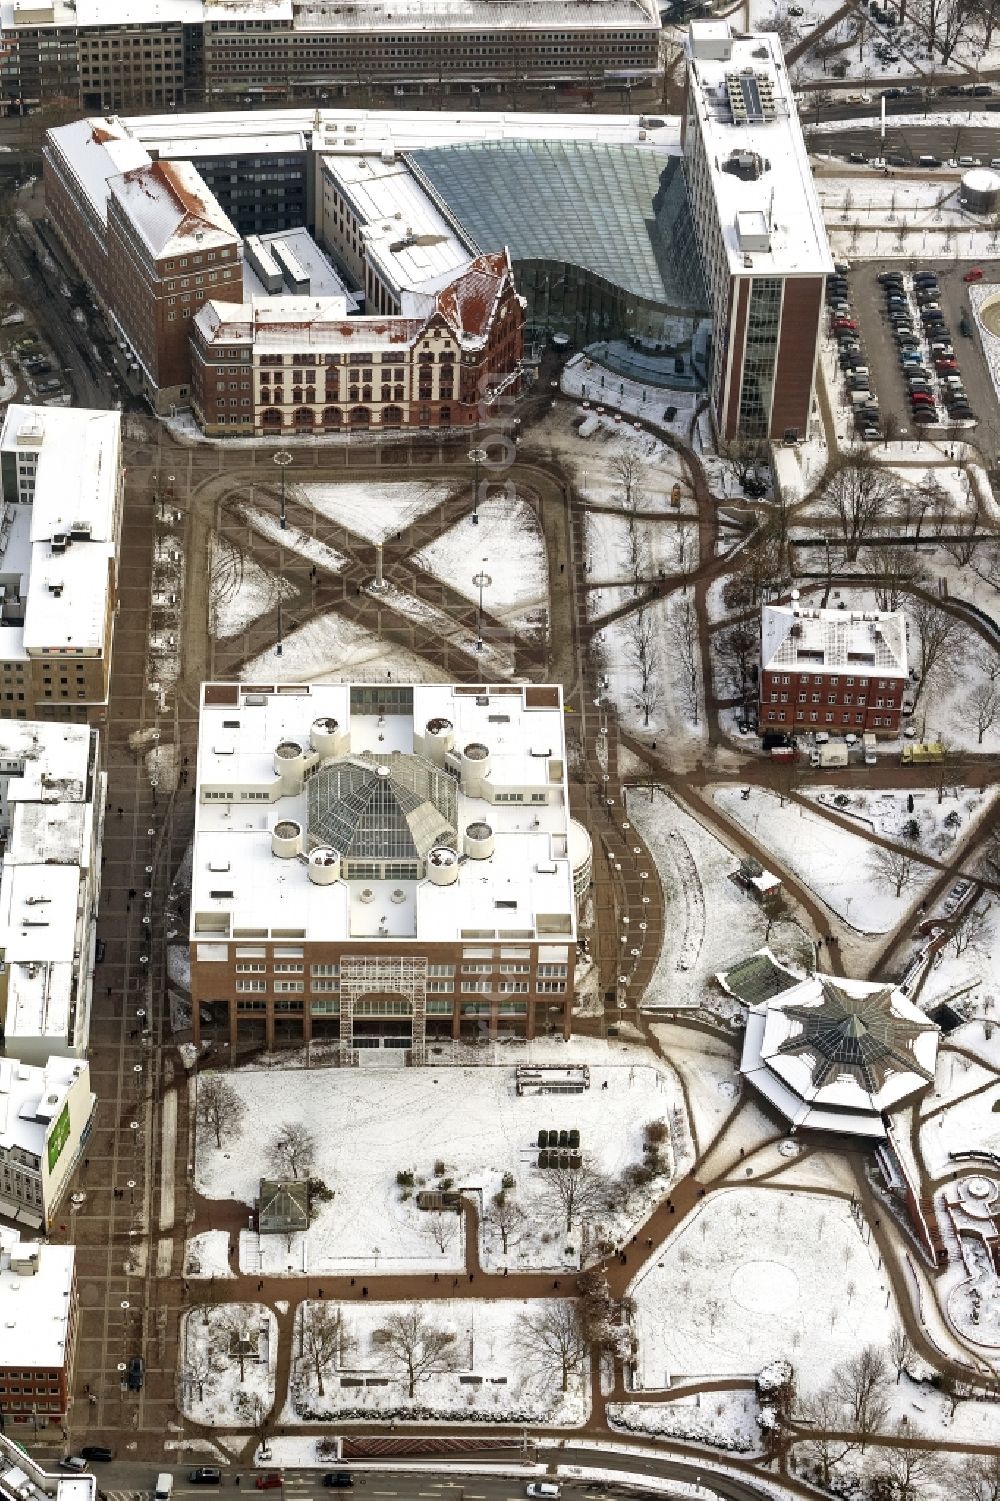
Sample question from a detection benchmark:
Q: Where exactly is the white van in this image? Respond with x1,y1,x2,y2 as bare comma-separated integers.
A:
526,1487,561,1499
155,1477,174,1501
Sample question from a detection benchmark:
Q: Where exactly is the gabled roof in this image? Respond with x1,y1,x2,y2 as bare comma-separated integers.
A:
434,249,513,345
109,159,238,259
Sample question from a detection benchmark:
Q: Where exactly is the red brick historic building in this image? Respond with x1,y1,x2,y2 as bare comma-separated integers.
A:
759,603,908,737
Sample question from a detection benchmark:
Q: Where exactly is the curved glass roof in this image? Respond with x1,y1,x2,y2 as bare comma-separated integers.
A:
408,141,706,309
306,754,457,862
776,978,936,1095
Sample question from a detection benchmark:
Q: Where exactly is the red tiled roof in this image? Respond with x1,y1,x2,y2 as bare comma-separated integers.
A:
435,250,510,339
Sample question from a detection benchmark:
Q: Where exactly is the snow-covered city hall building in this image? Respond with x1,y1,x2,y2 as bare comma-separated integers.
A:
190,682,590,1058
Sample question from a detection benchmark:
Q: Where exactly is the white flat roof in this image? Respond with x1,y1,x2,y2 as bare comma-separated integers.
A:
242,227,360,304
0,1228,75,1369
0,405,121,657
43,117,150,227
684,23,833,278
324,153,472,297
292,0,656,30
0,721,97,1051
194,298,422,353
111,106,680,162
192,683,575,945
0,1055,91,1161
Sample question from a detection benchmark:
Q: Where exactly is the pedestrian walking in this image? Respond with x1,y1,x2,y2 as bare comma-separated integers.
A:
350,1277,355,1286
468,1271,474,1282
453,1277,459,1288
503,1267,508,1277
318,1287,324,1298
362,1285,368,1297
434,1272,439,1282
117,807,123,818
552,1279,560,1289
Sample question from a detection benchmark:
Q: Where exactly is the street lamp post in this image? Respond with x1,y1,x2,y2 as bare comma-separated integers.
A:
468,445,487,526
273,449,292,530
473,560,491,654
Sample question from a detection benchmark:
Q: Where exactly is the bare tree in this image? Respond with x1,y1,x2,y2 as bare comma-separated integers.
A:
485,1190,525,1257
933,739,966,806
723,435,768,485
613,450,646,515
887,1325,912,1383
428,1208,459,1255
298,1302,341,1398
186,1345,222,1403
868,846,920,899
943,495,984,568
542,1162,608,1233
950,900,992,958
956,1451,1000,1501
863,545,920,613
716,620,758,702
516,1300,589,1391
669,596,700,724
235,1389,271,1455
820,453,899,561
864,1433,944,1500
910,600,968,710
218,1306,259,1382
266,1121,318,1180
196,1076,246,1151
961,681,1000,745
374,1308,458,1397
793,1388,857,1486
623,603,661,728
830,1344,891,1447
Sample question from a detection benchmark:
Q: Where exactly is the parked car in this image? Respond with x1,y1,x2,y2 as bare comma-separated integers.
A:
59,1460,88,1474
914,271,939,283
22,356,51,372
743,475,767,498
80,1449,113,1464
126,1355,144,1391
255,1478,284,1492
878,271,904,284
833,317,857,331
189,1470,222,1485
322,1477,355,1489
912,408,938,423
859,424,880,440
36,377,65,393
963,267,984,282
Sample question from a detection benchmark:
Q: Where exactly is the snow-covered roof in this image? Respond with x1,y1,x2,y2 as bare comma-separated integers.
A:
191,682,575,946
0,1055,92,1163
741,974,939,1138
108,159,238,260
324,153,474,299
0,1227,75,1369
42,117,150,227
683,22,833,279
0,721,98,1058
761,603,908,678
0,405,121,660
290,0,655,31
242,228,359,306
119,106,677,163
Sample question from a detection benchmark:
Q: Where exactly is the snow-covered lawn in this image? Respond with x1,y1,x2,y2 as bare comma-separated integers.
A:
237,504,347,576
239,610,450,684
411,493,548,627
209,534,298,640
184,1230,235,1279
631,1188,896,1396
584,511,698,589
194,1047,682,1275
918,1057,1000,1177
296,481,456,544
178,1303,277,1425
594,590,706,742
713,786,936,934
285,1298,589,1426
804,786,992,861
628,792,815,1013
608,1391,762,1453
362,580,513,677
648,1023,742,1156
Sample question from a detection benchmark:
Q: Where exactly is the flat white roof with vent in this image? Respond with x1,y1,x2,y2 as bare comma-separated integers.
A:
191,682,575,945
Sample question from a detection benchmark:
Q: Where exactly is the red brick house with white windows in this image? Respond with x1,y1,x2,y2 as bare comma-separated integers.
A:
759,603,908,737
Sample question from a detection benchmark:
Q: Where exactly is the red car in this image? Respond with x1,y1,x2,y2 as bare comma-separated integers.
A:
935,358,958,371
963,267,984,282
910,393,935,405
255,1478,283,1491
833,317,857,331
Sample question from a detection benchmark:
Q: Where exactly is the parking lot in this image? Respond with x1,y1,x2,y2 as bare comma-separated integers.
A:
845,259,999,441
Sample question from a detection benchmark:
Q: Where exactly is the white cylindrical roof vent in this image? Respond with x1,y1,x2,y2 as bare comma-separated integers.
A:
310,716,342,758
271,819,303,859
422,716,455,765
274,739,307,794
307,846,340,885
427,845,459,885
464,820,495,860
461,741,492,798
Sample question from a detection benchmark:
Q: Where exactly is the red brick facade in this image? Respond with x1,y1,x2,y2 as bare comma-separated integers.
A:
0,1262,78,1425
759,667,904,736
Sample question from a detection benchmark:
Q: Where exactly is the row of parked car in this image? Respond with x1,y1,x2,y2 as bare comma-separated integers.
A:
12,330,66,397
879,269,977,426
828,265,882,439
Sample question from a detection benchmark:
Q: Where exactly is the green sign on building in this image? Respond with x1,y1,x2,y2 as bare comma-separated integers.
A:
47,1102,71,1173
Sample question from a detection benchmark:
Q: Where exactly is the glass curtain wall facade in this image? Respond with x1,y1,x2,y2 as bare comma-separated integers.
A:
737,276,782,437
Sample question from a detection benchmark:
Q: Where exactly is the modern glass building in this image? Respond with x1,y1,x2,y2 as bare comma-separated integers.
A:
408,140,708,348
